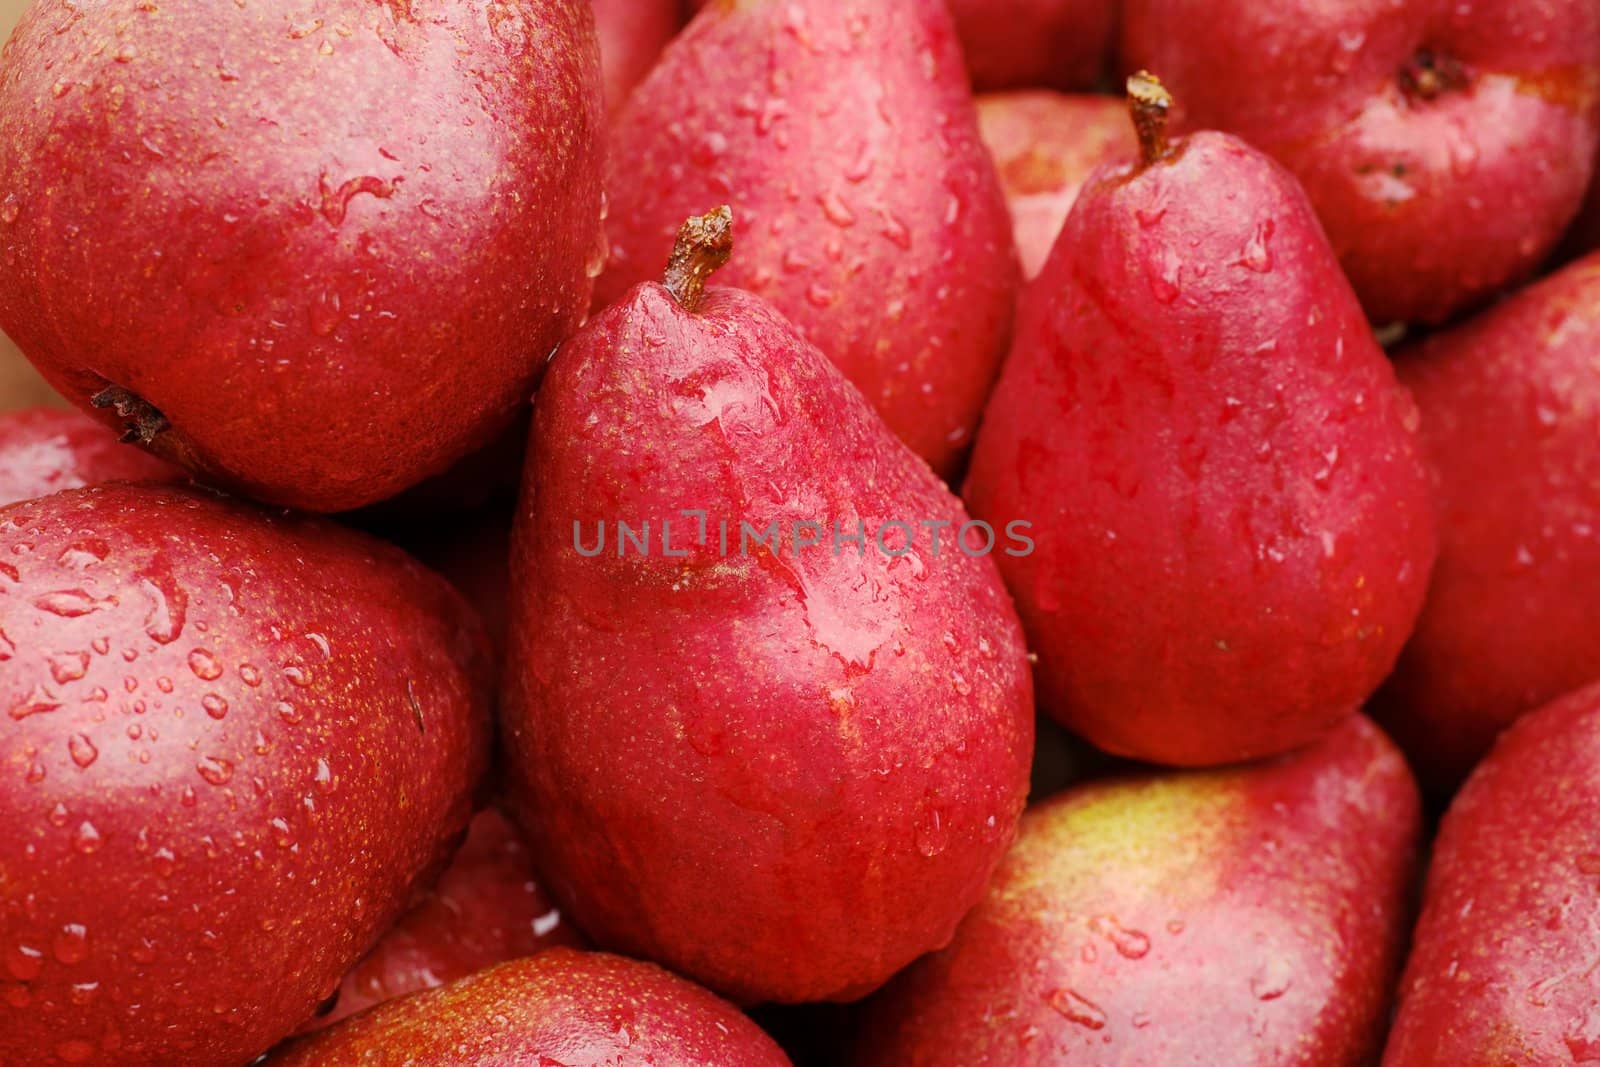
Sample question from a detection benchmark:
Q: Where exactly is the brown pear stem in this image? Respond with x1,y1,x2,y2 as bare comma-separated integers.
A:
1127,71,1174,167
90,384,170,444
662,206,734,313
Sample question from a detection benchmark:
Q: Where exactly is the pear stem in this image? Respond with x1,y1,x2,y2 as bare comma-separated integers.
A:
1127,71,1174,167
663,206,734,314
90,385,169,444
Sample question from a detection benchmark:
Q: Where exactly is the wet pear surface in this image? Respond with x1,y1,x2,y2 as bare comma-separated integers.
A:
597,0,1019,477
297,806,582,1034
0,485,491,1066
966,128,1436,766
0,0,605,511
1385,683,1600,1065
502,279,1034,1004
1379,254,1600,791
858,716,1420,1066
1122,0,1600,324
269,949,793,1066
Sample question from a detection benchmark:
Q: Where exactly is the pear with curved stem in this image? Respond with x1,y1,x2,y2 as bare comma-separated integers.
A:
964,76,1436,766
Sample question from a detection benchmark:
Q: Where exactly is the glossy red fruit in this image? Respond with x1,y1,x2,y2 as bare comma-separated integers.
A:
964,79,1436,766
1121,0,1600,325
0,484,492,1066
504,211,1034,1004
298,807,580,1033
593,0,680,112
0,408,184,508
1378,254,1600,791
1384,683,1600,1064
948,0,1115,92
857,716,1421,1066
0,0,605,512
976,92,1137,280
268,950,792,1066
597,0,1018,477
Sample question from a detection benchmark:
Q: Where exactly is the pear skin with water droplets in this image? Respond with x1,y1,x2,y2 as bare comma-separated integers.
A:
598,0,1019,477
0,0,604,512
1120,0,1600,325
502,212,1033,1004
1385,683,1600,1064
857,716,1420,1066
267,950,791,1066
0,484,491,1066
965,79,1436,767
1378,253,1600,793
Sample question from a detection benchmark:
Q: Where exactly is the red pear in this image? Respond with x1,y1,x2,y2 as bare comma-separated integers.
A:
976,92,1138,280
503,210,1034,1003
597,0,1019,477
593,0,681,112
1385,683,1600,1064
857,715,1420,1066
0,0,605,512
948,0,1115,92
964,78,1436,766
1121,0,1600,324
1378,254,1600,791
0,408,184,508
268,950,791,1066
0,484,492,1065
298,807,581,1033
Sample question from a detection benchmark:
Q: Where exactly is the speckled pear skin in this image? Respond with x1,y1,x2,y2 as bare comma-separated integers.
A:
1120,0,1600,325
596,0,1019,477
964,119,1437,767
1378,255,1600,793
975,92,1138,281
0,407,185,508
856,715,1421,1067
947,0,1115,92
501,276,1034,1004
0,484,493,1066
1384,683,1600,1065
296,807,582,1034
0,0,605,513
267,949,793,1066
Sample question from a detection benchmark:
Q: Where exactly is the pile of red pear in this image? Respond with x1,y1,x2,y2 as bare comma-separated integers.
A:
0,0,1598,1064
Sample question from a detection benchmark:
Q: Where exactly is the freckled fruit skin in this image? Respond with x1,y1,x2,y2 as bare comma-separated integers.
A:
298,806,581,1033
857,715,1421,1067
1377,256,1600,792
0,484,492,1066
947,0,1115,92
0,408,184,508
1384,684,1600,1065
596,0,1019,477
976,92,1138,280
0,0,605,512
1121,0,1600,325
964,128,1436,767
268,950,792,1066
502,280,1034,1004
593,0,680,113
